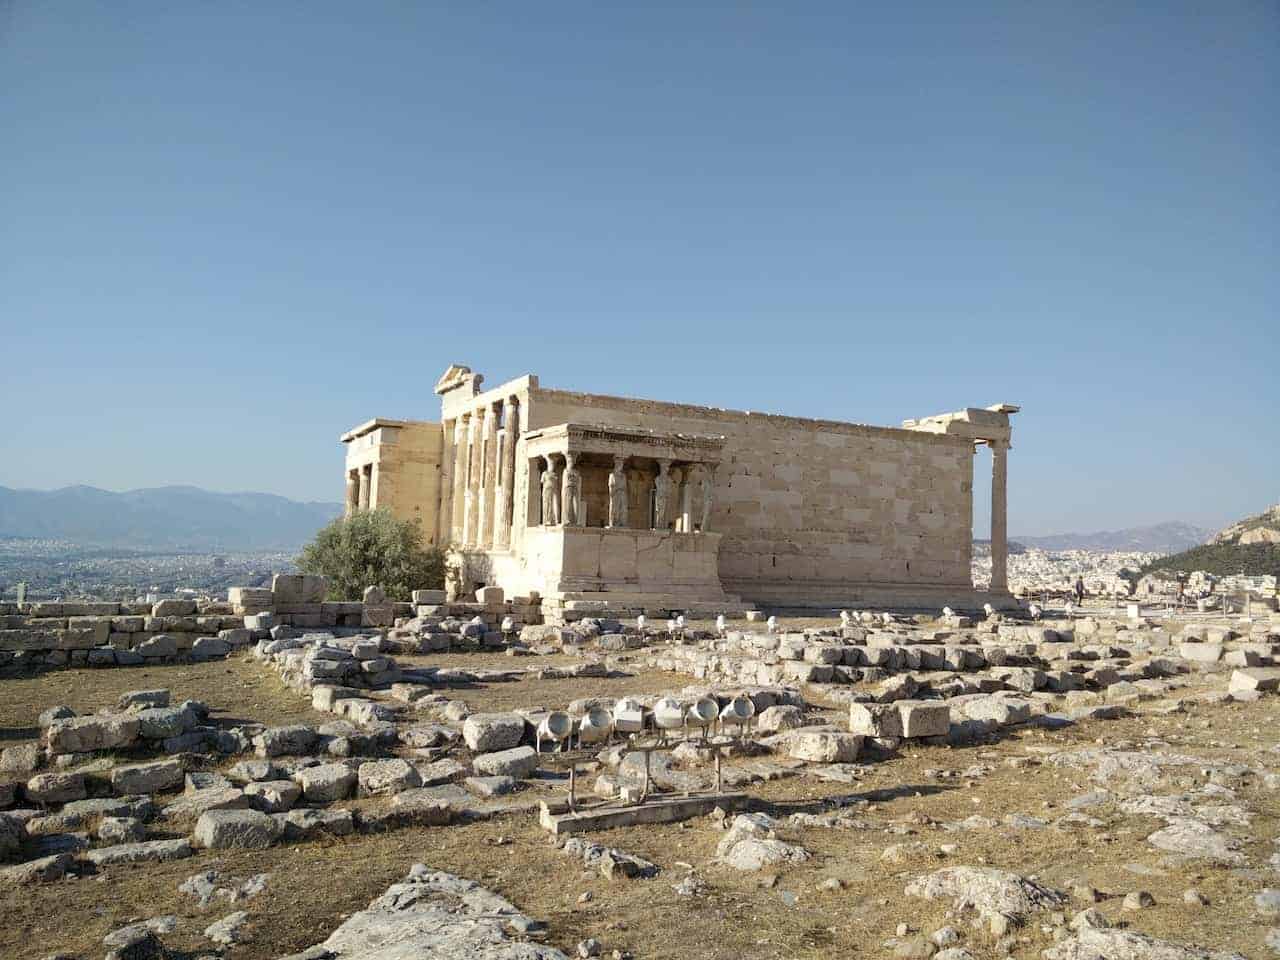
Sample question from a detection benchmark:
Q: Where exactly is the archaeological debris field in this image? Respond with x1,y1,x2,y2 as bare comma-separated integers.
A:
2,580,1279,960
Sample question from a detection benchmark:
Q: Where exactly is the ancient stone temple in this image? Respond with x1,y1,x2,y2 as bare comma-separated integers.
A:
342,364,1018,615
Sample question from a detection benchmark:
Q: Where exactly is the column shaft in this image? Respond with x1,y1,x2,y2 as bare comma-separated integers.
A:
357,466,370,511
461,413,481,546
477,405,498,548
437,421,454,544
345,471,358,518
990,440,1009,593
679,467,695,532
450,417,469,543
495,399,518,548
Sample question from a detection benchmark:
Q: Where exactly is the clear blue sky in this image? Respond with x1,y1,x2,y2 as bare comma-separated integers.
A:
1,2,1275,537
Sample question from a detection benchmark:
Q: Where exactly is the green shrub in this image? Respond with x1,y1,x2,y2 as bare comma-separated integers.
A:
296,509,446,601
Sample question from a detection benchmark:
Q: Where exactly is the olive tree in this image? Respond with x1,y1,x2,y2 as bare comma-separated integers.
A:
297,509,445,601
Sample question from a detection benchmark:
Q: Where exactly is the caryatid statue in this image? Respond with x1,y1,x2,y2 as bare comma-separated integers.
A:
540,456,560,525
699,465,716,532
652,459,671,530
607,456,628,528
562,453,582,526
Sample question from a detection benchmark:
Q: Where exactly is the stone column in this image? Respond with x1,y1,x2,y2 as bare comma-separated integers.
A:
477,404,498,548
561,452,581,526
678,466,694,533
699,464,717,532
495,398,518,549
357,465,370,512
437,421,454,544
345,471,358,518
652,459,671,530
449,417,469,544
607,456,628,528
990,439,1009,593
512,403,531,548
526,456,542,527
462,412,481,546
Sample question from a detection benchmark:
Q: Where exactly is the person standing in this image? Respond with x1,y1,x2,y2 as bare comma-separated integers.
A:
1074,577,1085,606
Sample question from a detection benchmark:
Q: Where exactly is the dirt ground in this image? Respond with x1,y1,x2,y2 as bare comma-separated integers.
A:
1,637,1277,960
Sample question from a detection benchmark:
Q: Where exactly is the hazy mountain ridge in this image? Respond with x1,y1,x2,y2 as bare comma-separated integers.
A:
1011,521,1211,554
0,485,341,551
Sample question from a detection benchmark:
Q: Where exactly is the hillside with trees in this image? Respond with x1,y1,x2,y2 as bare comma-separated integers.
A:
1139,504,1280,579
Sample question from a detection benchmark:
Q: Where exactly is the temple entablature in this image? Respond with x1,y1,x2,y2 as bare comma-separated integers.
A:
902,403,1020,447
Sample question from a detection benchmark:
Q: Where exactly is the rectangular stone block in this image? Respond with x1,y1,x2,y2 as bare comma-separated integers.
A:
227,587,273,613
1229,667,1280,693
896,700,951,738
849,702,904,738
789,731,863,763
152,599,197,617
1179,643,1223,663
271,574,328,604
62,602,120,616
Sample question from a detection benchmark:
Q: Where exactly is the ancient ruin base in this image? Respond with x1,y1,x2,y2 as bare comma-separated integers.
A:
539,792,750,835
723,581,1022,615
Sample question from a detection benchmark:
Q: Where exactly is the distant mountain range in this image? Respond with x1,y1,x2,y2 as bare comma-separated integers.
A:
0,485,342,551
1011,521,1212,554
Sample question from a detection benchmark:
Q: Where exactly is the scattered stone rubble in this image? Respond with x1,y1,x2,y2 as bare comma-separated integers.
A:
0,575,540,675
3,588,1279,959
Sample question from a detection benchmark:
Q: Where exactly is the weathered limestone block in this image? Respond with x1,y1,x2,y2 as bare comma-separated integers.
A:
956,696,1031,727
85,838,193,866
1179,643,1223,663
471,746,538,779
788,731,863,763
111,759,184,796
66,617,110,645
1229,667,1280,693
162,787,249,820
462,713,525,752
26,772,87,804
135,634,178,659
152,599,197,617
253,725,318,758
191,636,231,660
243,779,301,813
98,816,146,844
312,685,362,712
897,700,951,738
193,809,282,849
45,714,140,755
294,763,357,802
358,759,422,797
849,702,905,738
271,574,328,604
361,604,395,628
757,705,805,733
275,807,355,841
776,637,807,660
118,689,169,709
782,661,833,683
136,706,194,740
0,853,73,885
